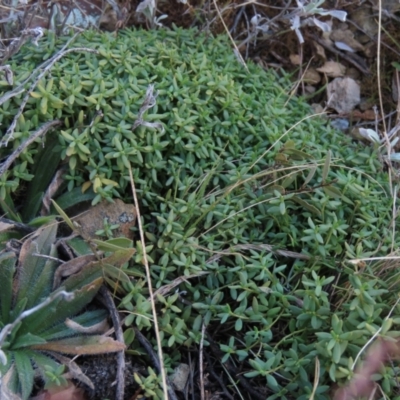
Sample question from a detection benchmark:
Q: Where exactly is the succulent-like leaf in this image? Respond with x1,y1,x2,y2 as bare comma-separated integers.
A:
47,353,95,389
27,351,60,380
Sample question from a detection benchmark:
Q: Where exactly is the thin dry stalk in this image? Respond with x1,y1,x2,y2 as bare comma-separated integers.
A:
309,357,320,400
334,338,400,400
219,362,245,400
127,164,169,400
376,0,396,202
211,0,248,73
249,112,327,171
352,298,400,370
199,323,206,400
152,271,209,299
203,243,310,264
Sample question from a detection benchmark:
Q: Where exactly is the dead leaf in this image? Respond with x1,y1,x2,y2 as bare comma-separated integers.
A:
65,317,109,334
327,77,360,114
47,353,95,390
350,109,381,120
53,254,97,289
152,271,209,300
330,28,365,52
0,221,15,233
0,65,14,86
30,380,87,400
350,7,378,39
41,168,65,216
289,54,301,65
316,61,346,77
313,41,326,60
0,366,22,400
74,199,136,240
346,67,361,81
303,68,321,85
334,339,400,400
31,335,126,354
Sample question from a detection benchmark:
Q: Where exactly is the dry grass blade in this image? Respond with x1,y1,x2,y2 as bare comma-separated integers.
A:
48,352,95,390
351,298,400,370
199,323,206,400
211,0,248,72
309,357,320,400
127,163,169,399
334,339,400,400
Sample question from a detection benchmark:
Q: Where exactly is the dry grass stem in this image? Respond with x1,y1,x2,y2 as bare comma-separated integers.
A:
199,323,206,400
128,164,169,400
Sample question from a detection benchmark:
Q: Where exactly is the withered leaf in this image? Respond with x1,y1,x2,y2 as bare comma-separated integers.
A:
31,335,125,355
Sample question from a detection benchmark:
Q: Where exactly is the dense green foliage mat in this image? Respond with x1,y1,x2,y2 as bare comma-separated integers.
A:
1,27,399,399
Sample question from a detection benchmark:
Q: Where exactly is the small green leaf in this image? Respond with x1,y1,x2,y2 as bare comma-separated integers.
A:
51,200,75,231
235,318,243,331
303,164,317,186
323,185,342,198
291,196,321,217
40,97,48,114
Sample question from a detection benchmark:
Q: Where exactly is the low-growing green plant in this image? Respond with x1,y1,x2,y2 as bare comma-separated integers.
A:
1,27,400,398
0,223,125,399
134,367,164,398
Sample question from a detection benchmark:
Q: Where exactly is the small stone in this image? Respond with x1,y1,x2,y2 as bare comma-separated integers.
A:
170,363,190,392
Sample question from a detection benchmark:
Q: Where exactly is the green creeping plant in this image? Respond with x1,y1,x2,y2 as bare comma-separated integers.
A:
1,26,399,399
